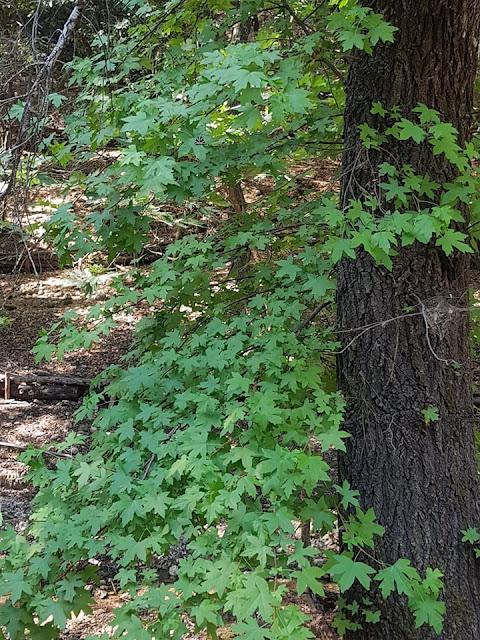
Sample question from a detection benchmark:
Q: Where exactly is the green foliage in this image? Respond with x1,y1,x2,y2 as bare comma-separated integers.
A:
462,528,480,558
13,199,349,639
421,406,439,426
2,0,474,638
327,104,478,272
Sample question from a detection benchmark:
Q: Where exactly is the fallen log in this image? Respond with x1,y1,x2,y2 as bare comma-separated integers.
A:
0,372,91,401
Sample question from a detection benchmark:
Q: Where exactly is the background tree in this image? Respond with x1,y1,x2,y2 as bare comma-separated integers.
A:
337,1,480,637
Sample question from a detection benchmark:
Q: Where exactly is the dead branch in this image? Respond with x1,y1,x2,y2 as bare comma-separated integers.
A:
1,0,87,206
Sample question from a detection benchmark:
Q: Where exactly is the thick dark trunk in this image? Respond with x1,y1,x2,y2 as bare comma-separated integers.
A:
337,2,480,638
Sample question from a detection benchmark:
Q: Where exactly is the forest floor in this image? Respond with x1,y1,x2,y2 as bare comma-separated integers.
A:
0,158,341,639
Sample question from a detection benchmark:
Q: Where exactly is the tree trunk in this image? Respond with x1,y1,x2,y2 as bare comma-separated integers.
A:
337,2,480,638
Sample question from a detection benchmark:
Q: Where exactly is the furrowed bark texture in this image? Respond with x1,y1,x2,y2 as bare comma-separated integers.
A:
337,2,480,638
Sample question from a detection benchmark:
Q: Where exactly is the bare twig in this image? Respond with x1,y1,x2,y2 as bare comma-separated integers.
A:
0,441,74,459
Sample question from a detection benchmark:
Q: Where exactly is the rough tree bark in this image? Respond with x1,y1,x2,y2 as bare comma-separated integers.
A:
337,2,480,638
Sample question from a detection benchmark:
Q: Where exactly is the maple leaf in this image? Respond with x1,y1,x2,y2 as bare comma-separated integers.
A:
324,552,375,591
375,559,419,598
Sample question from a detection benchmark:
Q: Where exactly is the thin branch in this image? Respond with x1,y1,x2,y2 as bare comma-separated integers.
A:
280,0,312,34
413,294,463,366
0,441,74,459
295,301,331,335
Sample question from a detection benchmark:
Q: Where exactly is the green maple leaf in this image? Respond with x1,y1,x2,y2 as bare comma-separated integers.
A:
381,178,410,204
276,256,301,281
375,559,419,598
371,230,395,253
421,405,439,425
261,506,296,535
324,553,375,591
411,594,445,634
190,599,222,627
369,20,397,45
303,273,332,299
431,204,464,223
324,237,356,263
314,197,344,227
116,568,137,589
389,119,425,143
429,121,458,139
338,29,365,51
27,554,52,580
300,499,336,532
121,111,152,136
428,124,463,165
122,538,151,564
109,471,135,495
335,480,360,509
293,564,326,596
110,494,144,526
282,85,314,114
318,428,349,452
232,69,266,91
462,527,480,545
231,619,272,640
119,144,146,167
1,568,33,603
141,491,172,518
250,390,285,426
359,123,384,149
378,161,396,176
73,461,98,488
413,104,441,125
441,183,472,205
413,215,435,244
436,229,472,255
0,603,27,638
421,568,444,596
138,156,176,197
202,554,239,597
33,335,56,363
241,535,275,567
225,573,279,623
45,599,69,628
364,609,381,623
345,508,385,550
371,102,386,117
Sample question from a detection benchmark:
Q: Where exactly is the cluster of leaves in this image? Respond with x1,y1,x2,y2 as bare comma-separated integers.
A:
1,203,446,638
42,0,397,263
326,102,480,271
